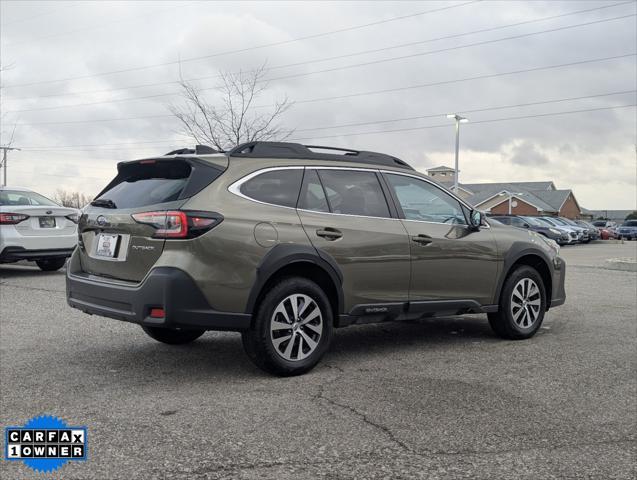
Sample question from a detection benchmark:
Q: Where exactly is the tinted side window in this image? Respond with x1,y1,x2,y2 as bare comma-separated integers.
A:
298,169,329,212
510,217,525,227
317,170,390,218
385,174,467,225
240,169,303,208
493,217,511,225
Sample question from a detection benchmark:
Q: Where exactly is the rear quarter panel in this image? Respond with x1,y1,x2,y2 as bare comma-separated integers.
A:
163,161,313,312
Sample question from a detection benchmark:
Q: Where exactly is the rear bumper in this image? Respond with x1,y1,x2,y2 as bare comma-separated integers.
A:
0,246,75,262
66,266,251,331
0,225,77,250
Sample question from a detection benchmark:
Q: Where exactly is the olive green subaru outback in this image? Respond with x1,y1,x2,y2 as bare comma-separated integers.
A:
66,142,566,376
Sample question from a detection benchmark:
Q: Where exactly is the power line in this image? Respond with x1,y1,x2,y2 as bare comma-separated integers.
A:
262,13,637,83
9,170,112,181
1,3,76,27
2,2,198,48
17,103,637,152
296,90,637,132
286,53,637,106
16,89,636,128
289,104,637,142
6,52,636,124
5,14,636,115
20,139,186,150
15,114,171,127
6,0,634,102
2,1,480,89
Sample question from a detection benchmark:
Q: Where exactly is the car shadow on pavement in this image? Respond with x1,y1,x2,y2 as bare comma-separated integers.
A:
0,265,65,278
65,315,498,382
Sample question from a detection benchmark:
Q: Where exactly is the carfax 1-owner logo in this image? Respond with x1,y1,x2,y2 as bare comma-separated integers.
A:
4,415,88,474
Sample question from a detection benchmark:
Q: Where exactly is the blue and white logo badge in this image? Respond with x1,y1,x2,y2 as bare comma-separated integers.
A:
4,415,88,474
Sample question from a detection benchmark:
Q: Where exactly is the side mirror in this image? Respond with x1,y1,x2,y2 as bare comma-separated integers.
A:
469,210,482,231
523,223,530,228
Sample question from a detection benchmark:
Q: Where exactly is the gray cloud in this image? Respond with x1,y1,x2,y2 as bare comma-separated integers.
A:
0,0,635,209
508,141,550,166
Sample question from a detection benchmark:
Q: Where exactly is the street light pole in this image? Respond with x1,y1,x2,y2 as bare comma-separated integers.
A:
0,146,20,186
498,191,524,215
446,114,468,193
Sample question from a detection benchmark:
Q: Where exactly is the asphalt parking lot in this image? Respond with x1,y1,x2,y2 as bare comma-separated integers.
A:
1,242,636,479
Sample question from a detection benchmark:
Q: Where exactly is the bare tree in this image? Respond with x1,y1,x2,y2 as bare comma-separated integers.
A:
52,189,93,209
169,65,293,151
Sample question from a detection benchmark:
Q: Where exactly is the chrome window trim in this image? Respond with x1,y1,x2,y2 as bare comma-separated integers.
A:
228,165,490,229
227,166,304,211
228,165,396,220
296,207,400,221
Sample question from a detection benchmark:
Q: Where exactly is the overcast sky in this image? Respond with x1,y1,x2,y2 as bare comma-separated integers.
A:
1,0,635,209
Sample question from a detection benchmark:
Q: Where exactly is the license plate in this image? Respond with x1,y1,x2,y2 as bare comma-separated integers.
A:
96,234,119,258
39,216,56,228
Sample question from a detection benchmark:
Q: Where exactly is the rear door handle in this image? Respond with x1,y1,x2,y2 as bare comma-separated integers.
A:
316,228,343,241
412,234,433,245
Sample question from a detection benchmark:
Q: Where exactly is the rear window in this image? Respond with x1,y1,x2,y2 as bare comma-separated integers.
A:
0,190,59,206
623,220,637,227
95,160,213,209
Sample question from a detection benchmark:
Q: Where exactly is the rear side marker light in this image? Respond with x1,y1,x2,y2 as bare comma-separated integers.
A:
149,308,165,318
0,213,30,225
131,210,223,239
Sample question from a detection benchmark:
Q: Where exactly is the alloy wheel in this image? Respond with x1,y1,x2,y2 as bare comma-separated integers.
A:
270,294,323,361
510,278,542,328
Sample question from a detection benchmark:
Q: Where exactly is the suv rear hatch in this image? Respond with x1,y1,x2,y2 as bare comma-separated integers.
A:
78,156,226,282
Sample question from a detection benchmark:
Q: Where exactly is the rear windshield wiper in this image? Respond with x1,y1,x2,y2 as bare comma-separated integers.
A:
90,198,117,209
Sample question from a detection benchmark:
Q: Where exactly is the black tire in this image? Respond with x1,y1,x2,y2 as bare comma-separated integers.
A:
488,265,546,340
141,326,205,345
36,258,66,271
242,277,334,376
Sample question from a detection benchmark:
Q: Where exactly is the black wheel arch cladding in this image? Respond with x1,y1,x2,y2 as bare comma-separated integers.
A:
494,243,554,306
245,244,344,316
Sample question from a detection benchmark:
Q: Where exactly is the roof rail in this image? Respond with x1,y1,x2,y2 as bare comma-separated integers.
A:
164,145,218,156
227,141,414,170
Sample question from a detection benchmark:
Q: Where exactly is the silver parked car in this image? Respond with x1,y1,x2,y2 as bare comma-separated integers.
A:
0,186,79,271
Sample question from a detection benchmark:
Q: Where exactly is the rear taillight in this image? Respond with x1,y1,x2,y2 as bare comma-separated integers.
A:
0,213,30,225
66,213,80,224
131,210,223,239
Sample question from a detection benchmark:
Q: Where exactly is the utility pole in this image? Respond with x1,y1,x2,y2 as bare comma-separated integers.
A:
0,146,20,186
446,114,468,192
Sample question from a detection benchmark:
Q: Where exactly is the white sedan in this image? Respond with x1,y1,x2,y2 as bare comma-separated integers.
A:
0,186,80,271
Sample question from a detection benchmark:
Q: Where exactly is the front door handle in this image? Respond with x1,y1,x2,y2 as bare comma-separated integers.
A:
316,228,343,241
412,234,433,245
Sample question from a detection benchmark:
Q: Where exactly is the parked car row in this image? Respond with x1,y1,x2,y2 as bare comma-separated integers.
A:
590,219,637,241
488,214,601,245
615,220,637,240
